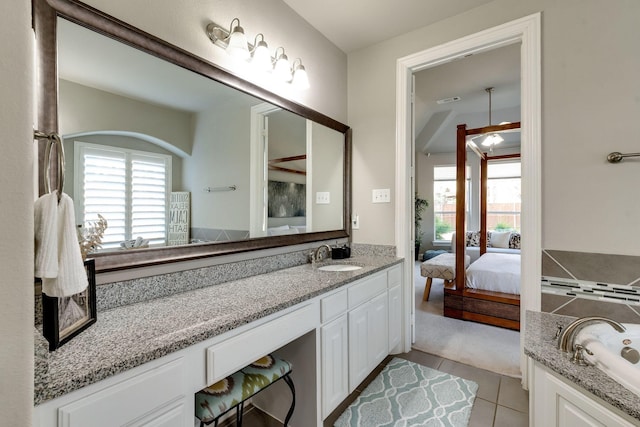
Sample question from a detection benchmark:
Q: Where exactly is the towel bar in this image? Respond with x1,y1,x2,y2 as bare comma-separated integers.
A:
34,130,65,202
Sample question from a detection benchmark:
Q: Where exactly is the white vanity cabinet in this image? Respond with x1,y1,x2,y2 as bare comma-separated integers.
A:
530,360,638,427
320,265,401,418
347,271,389,392
36,357,190,427
321,313,349,418
36,262,404,427
387,265,403,352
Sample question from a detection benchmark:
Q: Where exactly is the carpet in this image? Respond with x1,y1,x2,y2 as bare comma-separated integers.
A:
334,357,478,427
413,261,521,377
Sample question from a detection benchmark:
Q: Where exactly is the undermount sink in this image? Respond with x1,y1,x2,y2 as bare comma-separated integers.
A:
317,264,363,272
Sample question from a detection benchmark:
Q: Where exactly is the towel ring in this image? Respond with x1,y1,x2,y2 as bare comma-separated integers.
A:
35,131,65,202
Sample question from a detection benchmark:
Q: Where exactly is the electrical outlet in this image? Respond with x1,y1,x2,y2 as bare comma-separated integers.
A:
316,191,330,204
372,188,391,203
352,214,360,229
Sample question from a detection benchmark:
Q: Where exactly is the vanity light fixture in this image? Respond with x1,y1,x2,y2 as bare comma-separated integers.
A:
206,19,309,89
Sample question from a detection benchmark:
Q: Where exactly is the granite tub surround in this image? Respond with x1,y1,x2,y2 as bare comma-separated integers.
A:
34,254,401,405
524,310,640,421
541,249,640,322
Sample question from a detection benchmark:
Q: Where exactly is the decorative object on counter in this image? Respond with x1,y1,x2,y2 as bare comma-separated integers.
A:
77,214,107,260
331,244,351,259
195,354,295,426
120,237,150,250
334,357,477,427
168,191,190,246
414,193,429,260
42,259,97,351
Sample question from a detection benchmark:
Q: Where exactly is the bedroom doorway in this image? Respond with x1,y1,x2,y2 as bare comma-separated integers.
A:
395,14,541,387
412,44,522,378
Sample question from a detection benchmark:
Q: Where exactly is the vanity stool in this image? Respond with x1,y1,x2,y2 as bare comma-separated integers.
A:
195,354,295,427
420,253,470,301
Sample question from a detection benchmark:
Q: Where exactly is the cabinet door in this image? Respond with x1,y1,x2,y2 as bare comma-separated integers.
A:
348,303,369,392
368,292,389,367
533,363,636,427
58,358,185,427
321,315,349,419
126,399,187,427
388,285,402,352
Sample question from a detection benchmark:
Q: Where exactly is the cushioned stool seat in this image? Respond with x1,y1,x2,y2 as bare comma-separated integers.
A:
420,253,470,301
195,354,295,426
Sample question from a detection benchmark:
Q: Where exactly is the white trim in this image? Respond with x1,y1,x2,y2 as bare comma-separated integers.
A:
395,13,542,388
249,103,281,238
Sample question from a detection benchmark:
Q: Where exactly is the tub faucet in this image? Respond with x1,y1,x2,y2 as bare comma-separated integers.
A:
557,316,626,357
310,244,332,264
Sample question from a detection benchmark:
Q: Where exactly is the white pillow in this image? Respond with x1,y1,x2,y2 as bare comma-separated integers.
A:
490,231,511,248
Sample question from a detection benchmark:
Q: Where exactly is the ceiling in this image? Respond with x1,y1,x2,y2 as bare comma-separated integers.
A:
282,0,494,53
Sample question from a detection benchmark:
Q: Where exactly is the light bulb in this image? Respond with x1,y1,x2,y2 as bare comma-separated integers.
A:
292,64,310,90
274,52,292,82
251,40,272,72
226,21,249,60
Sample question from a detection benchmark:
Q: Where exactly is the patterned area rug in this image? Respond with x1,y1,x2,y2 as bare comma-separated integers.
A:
334,358,478,427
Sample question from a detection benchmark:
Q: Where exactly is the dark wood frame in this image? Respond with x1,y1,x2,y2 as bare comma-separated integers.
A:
42,259,97,351
33,0,352,273
444,122,521,331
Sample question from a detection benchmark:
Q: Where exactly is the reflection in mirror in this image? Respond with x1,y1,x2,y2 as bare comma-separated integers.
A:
56,18,345,255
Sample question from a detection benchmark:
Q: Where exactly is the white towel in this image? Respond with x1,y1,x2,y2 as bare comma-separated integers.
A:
34,192,88,297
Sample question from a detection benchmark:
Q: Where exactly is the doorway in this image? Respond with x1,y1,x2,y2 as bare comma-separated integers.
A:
395,13,541,387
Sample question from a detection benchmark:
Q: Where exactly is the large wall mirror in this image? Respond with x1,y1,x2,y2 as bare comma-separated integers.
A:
34,0,351,272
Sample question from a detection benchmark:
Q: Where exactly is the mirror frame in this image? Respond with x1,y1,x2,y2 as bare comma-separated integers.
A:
34,0,352,272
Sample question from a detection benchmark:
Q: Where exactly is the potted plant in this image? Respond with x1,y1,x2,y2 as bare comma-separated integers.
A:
415,194,429,260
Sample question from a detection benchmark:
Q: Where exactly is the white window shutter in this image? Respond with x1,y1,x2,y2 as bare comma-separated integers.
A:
76,142,171,249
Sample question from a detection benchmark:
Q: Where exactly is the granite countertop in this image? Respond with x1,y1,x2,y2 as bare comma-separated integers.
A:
34,256,401,405
524,310,640,421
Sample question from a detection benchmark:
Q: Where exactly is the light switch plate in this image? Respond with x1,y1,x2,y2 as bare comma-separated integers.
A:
316,191,330,204
372,188,391,203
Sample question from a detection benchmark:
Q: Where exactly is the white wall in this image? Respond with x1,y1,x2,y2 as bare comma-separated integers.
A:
186,103,253,230
311,121,344,232
349,0,640,256
0,0,34,424
59,79,195,156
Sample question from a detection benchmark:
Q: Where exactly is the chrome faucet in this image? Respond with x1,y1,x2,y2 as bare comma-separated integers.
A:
557,316,626,363
310,244,332,265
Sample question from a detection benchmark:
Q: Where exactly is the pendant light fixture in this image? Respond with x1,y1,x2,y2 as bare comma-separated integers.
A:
481,87,504,149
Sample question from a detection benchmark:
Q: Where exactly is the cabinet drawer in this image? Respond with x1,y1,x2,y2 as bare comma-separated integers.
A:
206,302,318,385
321,289,348,323
387,264,402,288
58,358,184,427
348,272,387,309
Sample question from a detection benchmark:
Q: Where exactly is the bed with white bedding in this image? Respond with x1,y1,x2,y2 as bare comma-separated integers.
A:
465,253,521,295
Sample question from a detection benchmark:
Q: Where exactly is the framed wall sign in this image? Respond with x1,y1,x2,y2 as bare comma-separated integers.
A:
42,259,97,351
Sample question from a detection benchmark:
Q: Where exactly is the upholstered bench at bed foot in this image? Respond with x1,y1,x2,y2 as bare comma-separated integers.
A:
195,354,295,427
420,253,470,301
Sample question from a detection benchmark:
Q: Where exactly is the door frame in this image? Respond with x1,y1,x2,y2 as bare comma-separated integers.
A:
395,13,542,387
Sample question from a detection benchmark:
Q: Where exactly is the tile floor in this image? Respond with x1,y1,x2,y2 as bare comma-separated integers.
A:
234,348,529,426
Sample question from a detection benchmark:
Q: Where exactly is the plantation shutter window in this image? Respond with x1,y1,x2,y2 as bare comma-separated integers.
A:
75,142,171,249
